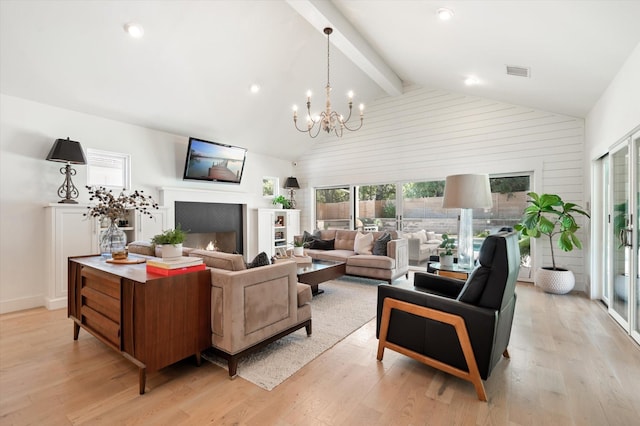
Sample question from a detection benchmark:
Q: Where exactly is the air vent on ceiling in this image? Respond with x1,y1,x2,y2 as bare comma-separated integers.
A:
506,65,530,78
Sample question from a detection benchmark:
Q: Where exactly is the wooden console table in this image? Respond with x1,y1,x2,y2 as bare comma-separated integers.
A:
68,255,211,394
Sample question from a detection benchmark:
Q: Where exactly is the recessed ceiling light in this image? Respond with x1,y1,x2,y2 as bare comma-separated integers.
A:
124,23,144,38
249,84,260,94
437,8,455,21
464,77,479,86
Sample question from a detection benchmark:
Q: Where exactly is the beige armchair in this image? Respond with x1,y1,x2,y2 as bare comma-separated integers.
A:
188,250,312,377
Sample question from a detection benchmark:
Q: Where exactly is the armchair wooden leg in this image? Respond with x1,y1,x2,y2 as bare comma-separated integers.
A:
503,348,510,358
377,297,487,401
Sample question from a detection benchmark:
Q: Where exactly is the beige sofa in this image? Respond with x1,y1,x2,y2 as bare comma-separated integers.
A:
301,230,409,283
128,242,312,378
403,230,443,263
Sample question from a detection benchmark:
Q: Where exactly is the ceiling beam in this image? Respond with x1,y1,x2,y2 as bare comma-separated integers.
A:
286,0,403,97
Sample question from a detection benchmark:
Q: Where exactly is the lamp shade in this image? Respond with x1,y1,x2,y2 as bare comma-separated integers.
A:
442,174,493,209
46,137,86,164
284,176,300,189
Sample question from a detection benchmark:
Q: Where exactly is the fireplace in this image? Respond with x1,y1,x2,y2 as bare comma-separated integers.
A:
183,231,236,253
175,201,244,254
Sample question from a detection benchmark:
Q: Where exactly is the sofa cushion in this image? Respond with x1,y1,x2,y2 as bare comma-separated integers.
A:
373,232,392,256
127,241,155,256
354,231,373,255
189,249,246,271
426,231,436,240
247,252,271,269
308,238,335,250
334,230,357,250
297,283,312,307
347,254,395,270
318,230,337,240
416,230,428,244
310,249,354,262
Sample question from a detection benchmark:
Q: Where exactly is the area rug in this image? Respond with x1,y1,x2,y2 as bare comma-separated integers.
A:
202,276,382,390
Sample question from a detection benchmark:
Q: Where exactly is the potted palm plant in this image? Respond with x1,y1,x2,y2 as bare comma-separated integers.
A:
439,234,456,267
514,192,590,294
151,224,188,260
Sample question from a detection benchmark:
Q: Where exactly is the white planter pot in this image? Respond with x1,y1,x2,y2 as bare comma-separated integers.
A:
535,267,575,294
440,255,454,268
160,243,183,260
293,246,304,256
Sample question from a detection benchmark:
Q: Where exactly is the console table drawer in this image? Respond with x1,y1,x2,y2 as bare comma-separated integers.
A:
82,286,120,323
81,267,121,300
81,305,120,348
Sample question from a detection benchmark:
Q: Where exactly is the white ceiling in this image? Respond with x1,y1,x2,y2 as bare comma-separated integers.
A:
2,0,640,160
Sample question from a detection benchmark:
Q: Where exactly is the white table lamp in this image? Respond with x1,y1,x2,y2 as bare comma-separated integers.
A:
442,174,493,269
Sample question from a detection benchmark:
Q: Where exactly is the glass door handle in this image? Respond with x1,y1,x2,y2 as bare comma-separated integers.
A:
619,227,633,247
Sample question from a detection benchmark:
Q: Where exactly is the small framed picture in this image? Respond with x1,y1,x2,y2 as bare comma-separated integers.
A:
262,176,279,197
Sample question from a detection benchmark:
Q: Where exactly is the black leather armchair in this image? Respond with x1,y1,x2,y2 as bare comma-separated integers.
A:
376,231,520,401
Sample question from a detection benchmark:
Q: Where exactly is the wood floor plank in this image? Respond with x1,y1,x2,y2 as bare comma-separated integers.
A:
1,281,640,425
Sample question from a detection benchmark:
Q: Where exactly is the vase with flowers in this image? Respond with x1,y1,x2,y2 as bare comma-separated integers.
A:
84,186,158,258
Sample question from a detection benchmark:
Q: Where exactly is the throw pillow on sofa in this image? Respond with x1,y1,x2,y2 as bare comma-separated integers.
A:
307,238,335,250
354,231,374,255
247,251,271,269
373,232,392,256
301,230,321,247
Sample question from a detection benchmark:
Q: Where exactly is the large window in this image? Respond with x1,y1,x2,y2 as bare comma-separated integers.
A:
401,180,448,232
356,184,397,232
315,187,351,230
401,175,530,234
400,174,531,273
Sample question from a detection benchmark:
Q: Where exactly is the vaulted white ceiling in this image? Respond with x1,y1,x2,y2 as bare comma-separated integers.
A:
2,0,639,160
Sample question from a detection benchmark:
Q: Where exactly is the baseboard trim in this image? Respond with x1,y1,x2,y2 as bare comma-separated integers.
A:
45,296,68,311
0,295,46,314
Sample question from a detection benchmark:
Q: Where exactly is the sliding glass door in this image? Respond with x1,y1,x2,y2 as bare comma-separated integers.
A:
610,143,630,325
635,133,639,342
606,130,639,344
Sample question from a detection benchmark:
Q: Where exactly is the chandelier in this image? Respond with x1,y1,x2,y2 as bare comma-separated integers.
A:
293,27,364,138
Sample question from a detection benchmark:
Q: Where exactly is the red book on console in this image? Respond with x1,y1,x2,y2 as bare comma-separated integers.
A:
146,263,206,276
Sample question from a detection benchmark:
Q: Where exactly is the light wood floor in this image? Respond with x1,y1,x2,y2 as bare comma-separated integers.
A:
1,281,640,425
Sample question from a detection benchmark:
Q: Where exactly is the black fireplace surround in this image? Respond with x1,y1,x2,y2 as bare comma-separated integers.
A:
174,201,243,254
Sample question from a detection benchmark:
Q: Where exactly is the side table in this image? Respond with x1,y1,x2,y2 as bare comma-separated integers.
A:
428,262,474,280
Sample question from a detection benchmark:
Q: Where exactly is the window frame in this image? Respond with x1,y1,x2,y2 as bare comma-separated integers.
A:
86,148,131,189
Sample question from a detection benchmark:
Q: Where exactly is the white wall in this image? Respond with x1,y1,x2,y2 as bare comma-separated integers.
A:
0,94,292,313
584,42,640,298
294,85,587,289
586,43,640,160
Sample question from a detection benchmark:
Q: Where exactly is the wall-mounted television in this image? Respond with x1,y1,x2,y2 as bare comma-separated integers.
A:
183,137,247,184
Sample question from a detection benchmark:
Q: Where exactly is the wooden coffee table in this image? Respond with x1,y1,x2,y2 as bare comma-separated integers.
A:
297,259,346,295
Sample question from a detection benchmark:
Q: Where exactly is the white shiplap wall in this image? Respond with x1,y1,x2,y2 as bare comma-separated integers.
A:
293,86,588,289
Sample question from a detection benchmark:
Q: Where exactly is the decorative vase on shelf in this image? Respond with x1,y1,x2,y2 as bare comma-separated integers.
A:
99,220,127,259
